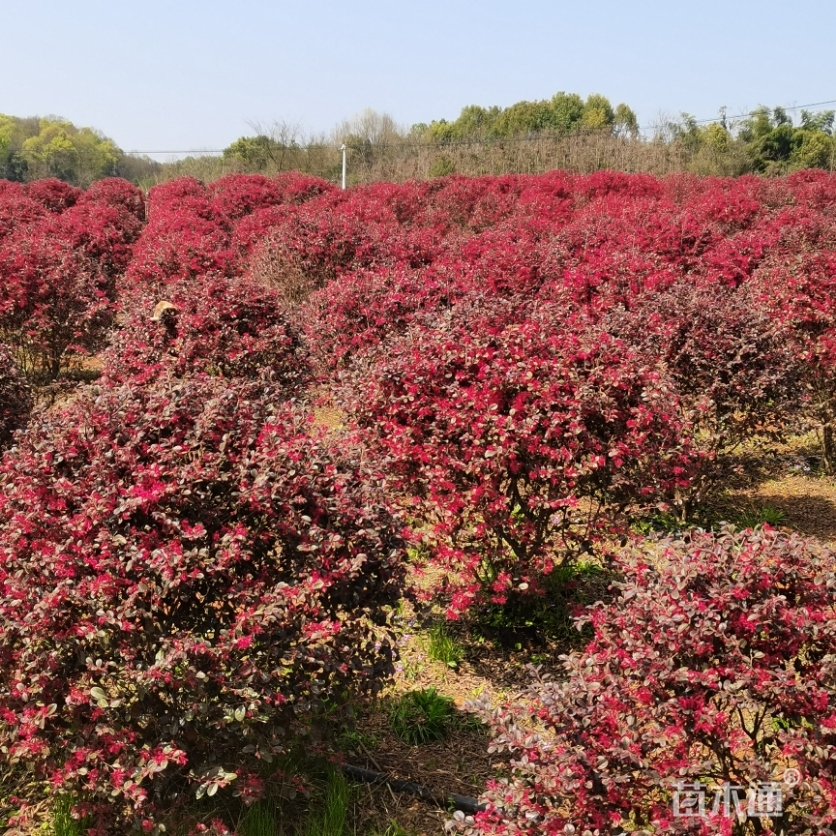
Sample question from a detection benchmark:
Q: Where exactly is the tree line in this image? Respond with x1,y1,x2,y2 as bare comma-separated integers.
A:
2,93,836,189
0,114,162,187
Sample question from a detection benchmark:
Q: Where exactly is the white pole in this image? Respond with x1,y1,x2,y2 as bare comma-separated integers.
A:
340,144,347,189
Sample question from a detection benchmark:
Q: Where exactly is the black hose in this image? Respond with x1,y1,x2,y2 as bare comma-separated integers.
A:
341,763,486,814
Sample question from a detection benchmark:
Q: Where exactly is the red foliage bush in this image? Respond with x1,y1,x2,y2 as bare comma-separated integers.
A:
208,173,333,226
103,274,310,390
237,179,466,308
126,210,234,289
240,193,371,296
231,205,293,256
573,170,664,204
0,192,48,241
81,177,146,222
0,344,32,449
209,174,286,220
300,220,551,377
147,176,210,209
270,171,334,204
603,280,800,510
0,375,406,832
343,298,700,616
125,179,238,290
461,528,836,835
24,178,83,213
57,201,145,284
411,174,523,233
0,180,22,198
0,225,112,379
301,261,468,372
753,246,836,472
7,166,836,831
0,178,146,381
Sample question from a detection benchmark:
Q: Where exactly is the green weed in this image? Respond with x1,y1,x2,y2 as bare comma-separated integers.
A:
238,799,279,836
51,796,87,836
426,622,464,669
632,509,684,536
736,504,786,529
370,824,415,836
338,728,379,753
303,766,351,836
390,688,455,745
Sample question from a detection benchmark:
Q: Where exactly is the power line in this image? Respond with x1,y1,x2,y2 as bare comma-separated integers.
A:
123,97,836,156
126,150,226,156
680,98,836,127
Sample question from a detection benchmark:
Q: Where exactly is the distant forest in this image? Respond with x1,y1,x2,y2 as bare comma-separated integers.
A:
2,92,835,188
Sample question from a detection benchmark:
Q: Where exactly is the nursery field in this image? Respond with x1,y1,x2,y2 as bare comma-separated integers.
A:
1,169,836,835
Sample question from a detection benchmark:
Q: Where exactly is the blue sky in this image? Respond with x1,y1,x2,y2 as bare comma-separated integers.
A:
3,0,835,157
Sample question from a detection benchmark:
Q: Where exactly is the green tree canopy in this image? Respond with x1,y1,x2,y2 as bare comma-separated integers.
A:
581,93,615,129
0,114,122,186
738,105,836,173
222,135,286,168
411,92,637,142
549,92,585,131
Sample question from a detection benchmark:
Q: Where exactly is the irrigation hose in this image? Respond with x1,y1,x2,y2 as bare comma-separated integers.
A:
341,763,486,814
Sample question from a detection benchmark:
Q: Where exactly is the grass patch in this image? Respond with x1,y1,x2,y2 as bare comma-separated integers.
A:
51,796,87,836
631,502,739,536
632,508,686,536
237,799,280,836
736,504,787,529
302,765,351,836
425,622,464,669
390,688,456,746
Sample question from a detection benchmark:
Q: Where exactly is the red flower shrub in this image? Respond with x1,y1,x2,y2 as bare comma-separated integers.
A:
24,178,83,213
342,298,700,616
102,274,310,390
209,174,286,220
0,225,112,379
0,191,48,241
460,528,836,835
0,375,405,831
127,181,234,290
81,177,146,222
0,344,32,449
603,279,800,512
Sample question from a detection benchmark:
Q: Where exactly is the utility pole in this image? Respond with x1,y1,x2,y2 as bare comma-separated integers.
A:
340,144,347,190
